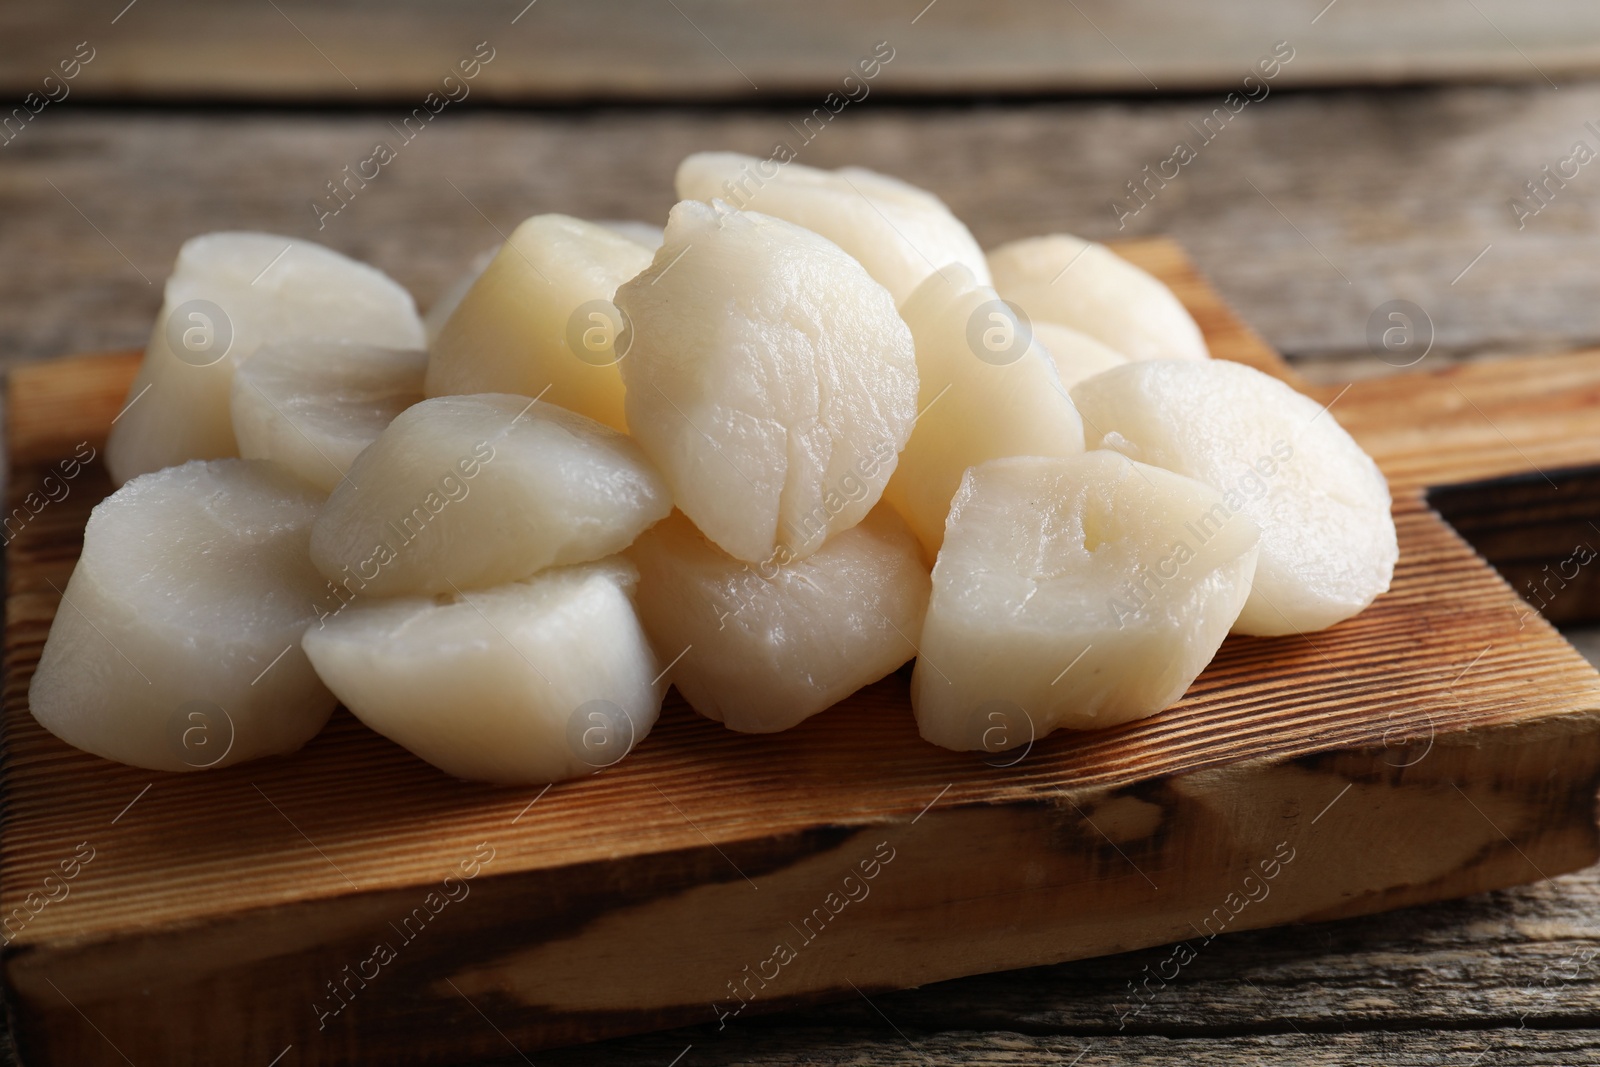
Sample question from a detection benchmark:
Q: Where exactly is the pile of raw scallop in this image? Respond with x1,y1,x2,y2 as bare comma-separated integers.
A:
29,152,1398,782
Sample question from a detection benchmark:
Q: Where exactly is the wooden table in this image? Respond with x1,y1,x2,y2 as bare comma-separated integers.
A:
4,12,1600,1062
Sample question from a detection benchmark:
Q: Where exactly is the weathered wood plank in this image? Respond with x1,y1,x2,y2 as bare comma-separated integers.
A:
510,868,1600,1061
2,82,1600,379
540,1024,1600,1065
1,1,1596,102
816,865,1600,1036
425,862,1600,1064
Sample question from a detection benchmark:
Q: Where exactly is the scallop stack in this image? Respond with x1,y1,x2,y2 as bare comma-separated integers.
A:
30,151,1397,782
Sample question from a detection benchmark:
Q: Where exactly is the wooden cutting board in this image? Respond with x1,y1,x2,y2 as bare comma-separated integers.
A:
4,239,1599,1067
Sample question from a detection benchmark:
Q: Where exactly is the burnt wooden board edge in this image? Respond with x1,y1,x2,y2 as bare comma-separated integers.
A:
5,711,1598,1065
1427,465,1600,628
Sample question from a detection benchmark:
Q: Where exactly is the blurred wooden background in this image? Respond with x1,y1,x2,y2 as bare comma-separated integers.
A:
3,0,1600,379
4,2,1600,1065
3,0,1599,100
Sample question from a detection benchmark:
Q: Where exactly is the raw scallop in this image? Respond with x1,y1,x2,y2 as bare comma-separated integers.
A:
29,460,336,771
616,199,918,565
881,263,1085,560
426,214,653,431
231,340,425,494
1031,321,1129,389
309,394,670,598
988,235,1209,363
106,232,424,485
1071,359,1397,635
629,506,930,732
597,219,665,251
303,559,662,784
913,452,1260,752
676,151,989,304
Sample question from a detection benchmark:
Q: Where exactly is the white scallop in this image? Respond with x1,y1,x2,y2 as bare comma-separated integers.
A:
29,460,335,771
676,151,989,304
426,214,653,431
1031,320,1130,389
629,506,930,733
616,199,918,565
988,235,1208,362
107,232,423,485
310,393,671,598
303,560,662,784
231,340,425,494
1071,359,1397,635
913,452,1260,751
596,219,665,251
881,264,1085,560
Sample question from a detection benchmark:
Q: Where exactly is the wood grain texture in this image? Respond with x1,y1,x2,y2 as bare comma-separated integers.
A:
5,242,1600,1065
543,1027,1600,1065
5,81,1600,385
0,1,1595,102
284,859,1600,1063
